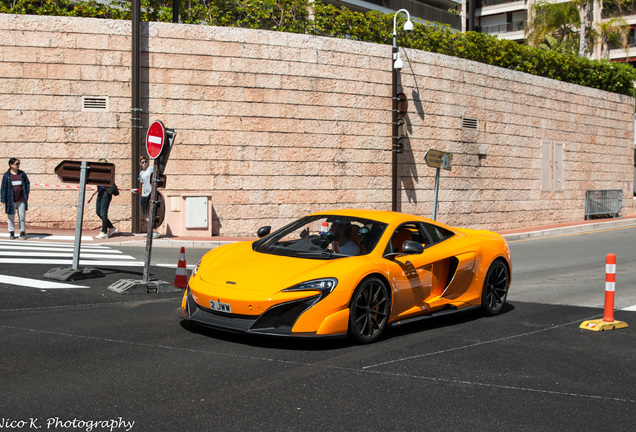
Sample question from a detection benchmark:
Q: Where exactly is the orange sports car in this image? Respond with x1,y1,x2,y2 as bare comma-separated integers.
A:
176,209,511,343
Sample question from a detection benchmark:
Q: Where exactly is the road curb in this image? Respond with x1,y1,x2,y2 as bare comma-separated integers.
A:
501,218,636,241
105,239,237,249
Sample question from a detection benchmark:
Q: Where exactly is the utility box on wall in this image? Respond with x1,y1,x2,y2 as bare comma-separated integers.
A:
185,197,209,229
164,194,212,237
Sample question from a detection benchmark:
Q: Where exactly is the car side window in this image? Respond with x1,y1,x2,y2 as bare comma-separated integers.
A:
384,222,455,256
386,223,425,254
420,222,454,246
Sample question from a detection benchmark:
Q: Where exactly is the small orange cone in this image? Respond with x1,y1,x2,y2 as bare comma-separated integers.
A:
173,247,188,289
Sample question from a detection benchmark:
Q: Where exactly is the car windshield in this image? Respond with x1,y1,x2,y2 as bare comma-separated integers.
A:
253,215,388,259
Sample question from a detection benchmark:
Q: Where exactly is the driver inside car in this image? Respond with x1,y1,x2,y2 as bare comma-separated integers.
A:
331,221,360,256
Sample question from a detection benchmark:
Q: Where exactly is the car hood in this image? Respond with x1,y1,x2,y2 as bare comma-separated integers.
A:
196,241,358,292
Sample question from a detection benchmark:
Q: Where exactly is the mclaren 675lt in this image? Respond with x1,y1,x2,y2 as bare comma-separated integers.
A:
176,209,511,344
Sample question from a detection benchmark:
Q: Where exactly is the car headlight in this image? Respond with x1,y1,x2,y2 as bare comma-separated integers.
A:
191,260,201,277
282,278,338,301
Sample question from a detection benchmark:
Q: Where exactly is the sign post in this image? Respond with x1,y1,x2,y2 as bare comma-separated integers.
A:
72,161,88,270
109,122,178,294
45,161,115,281
142,122,175,284
141,121,165,283
424,149,453,221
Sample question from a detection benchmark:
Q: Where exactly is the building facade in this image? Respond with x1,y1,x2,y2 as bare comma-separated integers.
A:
326,0,463,29
474,0,636,64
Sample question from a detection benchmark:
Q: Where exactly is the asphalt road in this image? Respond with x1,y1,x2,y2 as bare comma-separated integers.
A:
0,232,635,432
508,224,636,309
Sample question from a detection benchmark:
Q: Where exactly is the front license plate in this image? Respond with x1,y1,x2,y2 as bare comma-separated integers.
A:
209,300,232,313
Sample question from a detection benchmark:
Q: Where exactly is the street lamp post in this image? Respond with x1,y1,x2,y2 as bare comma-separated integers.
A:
391,9,413,212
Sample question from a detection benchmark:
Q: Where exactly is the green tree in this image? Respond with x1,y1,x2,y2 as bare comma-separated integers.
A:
1,0,74,15
575,0,592,57
594,16,629,59
526,1,582,55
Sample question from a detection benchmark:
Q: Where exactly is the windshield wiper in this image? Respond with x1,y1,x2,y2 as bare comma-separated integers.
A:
296,250,334,259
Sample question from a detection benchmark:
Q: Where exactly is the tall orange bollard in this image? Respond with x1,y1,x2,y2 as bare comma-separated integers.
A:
580,253,628,331
603,253,616,322
173,247,188,289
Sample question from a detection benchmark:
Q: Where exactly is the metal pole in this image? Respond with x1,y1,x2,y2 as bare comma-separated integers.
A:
432,167,440,221
72,161,88,270
391,39,398,212
131,0,141,233
142,160,159,283
173,0,179,23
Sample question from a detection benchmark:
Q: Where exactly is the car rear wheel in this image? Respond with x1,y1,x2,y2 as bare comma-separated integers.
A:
349,277,390,344
481,259,510,316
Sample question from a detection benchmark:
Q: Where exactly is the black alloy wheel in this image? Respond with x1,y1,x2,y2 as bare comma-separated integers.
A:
349,277,391,344
481,259,510,316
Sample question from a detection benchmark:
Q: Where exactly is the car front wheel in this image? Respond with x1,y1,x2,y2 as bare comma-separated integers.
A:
481,259,510,316
349,277,391,344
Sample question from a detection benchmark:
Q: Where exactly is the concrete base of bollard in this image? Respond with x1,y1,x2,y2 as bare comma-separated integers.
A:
44,267,104,281
580,319,629,331
108,278,181,294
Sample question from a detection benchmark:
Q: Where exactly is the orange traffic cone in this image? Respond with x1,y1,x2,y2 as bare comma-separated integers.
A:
173,247,188,289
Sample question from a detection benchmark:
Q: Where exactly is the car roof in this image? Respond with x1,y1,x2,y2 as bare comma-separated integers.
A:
310,209,438,226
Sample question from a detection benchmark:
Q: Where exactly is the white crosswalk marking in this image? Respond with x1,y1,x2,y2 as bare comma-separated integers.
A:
0,232,93,241
0,239,143,267
0,239,145,289
0,274,88,289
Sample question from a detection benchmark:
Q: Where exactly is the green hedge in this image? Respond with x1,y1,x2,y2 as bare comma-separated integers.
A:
2,0,634,96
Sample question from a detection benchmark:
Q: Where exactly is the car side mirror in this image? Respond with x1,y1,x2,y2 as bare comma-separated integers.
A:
383,240,424,260
257,226,271,238
402,240,424,255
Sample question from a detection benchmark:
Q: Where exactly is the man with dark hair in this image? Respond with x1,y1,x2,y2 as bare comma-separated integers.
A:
331,221,360,256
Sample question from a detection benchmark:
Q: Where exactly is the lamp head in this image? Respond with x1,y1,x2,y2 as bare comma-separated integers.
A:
394,54,404,70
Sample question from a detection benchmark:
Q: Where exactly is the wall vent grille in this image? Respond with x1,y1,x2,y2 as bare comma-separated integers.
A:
82,96,108,112
462,117,478,130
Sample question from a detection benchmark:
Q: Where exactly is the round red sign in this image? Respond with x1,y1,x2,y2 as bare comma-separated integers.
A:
146,121,165,159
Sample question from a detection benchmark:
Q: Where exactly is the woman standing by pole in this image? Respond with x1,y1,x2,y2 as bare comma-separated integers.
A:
1,158,30,240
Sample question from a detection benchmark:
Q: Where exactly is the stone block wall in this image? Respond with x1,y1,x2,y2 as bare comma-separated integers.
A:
0,14,633,236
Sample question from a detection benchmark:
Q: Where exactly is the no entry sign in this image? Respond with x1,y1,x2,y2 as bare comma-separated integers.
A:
146,121,165,159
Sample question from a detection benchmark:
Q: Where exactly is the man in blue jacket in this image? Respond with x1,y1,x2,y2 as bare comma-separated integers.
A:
1,158,30,239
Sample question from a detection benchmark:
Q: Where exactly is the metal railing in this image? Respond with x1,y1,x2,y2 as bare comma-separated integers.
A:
602,3,636,19
480,0,526,7
608,36,636,50
584,189,623,220
481,20,526,35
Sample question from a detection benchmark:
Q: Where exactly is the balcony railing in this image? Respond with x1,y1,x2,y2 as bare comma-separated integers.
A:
602,3,636,19
481,20,526,34
608,36,636,50
480,0,526,7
